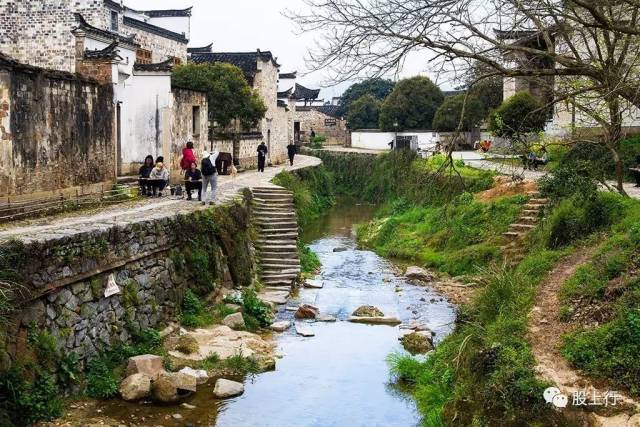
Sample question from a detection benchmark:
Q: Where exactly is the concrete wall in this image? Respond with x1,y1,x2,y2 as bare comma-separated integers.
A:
0,63,115,198
351,130,440,151
294,108,347,145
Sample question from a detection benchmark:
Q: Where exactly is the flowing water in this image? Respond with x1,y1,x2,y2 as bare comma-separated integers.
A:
88,200,457,427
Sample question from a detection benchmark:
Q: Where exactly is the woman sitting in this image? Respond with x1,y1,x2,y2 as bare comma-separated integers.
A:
149,162,170,197
138,155,154,196
184,161,203,201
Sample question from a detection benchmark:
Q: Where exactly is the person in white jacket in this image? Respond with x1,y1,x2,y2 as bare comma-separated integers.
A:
149,162,170,197
201,150,219,205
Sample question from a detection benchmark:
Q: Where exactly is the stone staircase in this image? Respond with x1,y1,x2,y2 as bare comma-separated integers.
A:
501,192,549,265
251,186,301,289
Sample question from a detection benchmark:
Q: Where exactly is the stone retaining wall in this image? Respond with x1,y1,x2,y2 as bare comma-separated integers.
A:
2,192,256,370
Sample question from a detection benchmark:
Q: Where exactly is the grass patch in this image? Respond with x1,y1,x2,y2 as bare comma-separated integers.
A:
298,240,321,275
358,193,526,276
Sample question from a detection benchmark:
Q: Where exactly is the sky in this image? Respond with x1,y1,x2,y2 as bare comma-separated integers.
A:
128,0,442,99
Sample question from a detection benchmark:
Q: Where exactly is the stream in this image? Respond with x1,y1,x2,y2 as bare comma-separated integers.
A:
82,200,457,427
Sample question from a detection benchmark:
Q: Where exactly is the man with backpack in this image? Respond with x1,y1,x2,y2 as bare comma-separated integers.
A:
201,150,219,205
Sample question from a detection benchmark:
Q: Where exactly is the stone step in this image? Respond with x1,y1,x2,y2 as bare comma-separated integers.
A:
526,191,541,197
252,210,297,218
259,251,299,258
256,240,298,247
522,209,540,216
261,258,300,265
253,194,293,206
262,268,301,275
258,228,299,234
262,277,297,286
530,198,549,204
256,234,299,242
523,204,544,210
257,245,298,253
255,221,298,230
262,265,301,273
508,223,536,232
261,274,299,282
518,215,539,223
503,231,524,239
252,205,295,212
252,186,292,192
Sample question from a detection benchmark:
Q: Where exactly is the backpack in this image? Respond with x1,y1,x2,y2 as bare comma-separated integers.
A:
201,157,216,176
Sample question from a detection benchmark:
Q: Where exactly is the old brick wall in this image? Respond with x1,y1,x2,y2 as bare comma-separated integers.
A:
0,0,108,73
211,135,263,169
253,60,289,164
294,108,348,145
123,21,188,64
3,196,256,368
0,63,115,197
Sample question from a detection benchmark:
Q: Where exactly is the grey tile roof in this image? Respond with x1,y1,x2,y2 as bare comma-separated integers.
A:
84,41,122,60
190,51,279,83
134,58,174,72
279,72,297,79
187,43,213,54
291,83,320,100
142,8,193,17
73,13,140,48
123,16,189,44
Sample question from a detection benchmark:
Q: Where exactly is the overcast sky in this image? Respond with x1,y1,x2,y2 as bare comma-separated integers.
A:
129,0,443,99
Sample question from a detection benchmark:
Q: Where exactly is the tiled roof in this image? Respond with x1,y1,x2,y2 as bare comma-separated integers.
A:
277,100,288,108
84,41,122,60
190,50,279,82
277,87,292,98
142,8,193,18
291,83,320,100
123,16,188,44
73,13,140,47
315,105,342,118
279,72,297,79
0,51,17,68
187,43,213,54
134,58,174,72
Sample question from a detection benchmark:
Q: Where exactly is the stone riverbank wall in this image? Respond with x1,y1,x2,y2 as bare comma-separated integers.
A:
0,191,257,370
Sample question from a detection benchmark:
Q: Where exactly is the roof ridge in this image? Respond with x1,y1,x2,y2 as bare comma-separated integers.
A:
123,15,188,44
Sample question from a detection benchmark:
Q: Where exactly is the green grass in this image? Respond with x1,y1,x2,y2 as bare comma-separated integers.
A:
387,248,569,425
358,193,526,276
558,199,640,395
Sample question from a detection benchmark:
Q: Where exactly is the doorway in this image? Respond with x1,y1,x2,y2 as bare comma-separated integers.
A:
294,122,300,144
116,103,122,176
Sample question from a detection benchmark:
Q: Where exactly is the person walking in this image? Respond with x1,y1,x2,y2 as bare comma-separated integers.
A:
184,161,203,201
287,142,297,166
631,155,640,187
257,141,268,172
138,155,154,196
201,150,219,205
180,141,197,172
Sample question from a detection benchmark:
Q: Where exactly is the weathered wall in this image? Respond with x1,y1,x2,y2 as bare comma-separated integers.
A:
122,20,188,64
3,195,256,368
294,108,347,145
169,87,208,180
212,134,264,169
0,63,115,197
253,60,288,164
0,0,110,73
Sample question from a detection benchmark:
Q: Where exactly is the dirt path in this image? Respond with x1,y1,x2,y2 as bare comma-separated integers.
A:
528,248,640,426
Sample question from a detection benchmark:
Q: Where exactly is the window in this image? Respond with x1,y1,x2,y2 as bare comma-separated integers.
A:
192,106,201,136
171,57,182,66
136,49,152,65
110,11,119,32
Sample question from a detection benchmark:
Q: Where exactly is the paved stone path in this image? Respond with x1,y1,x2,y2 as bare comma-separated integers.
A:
0,155,321,244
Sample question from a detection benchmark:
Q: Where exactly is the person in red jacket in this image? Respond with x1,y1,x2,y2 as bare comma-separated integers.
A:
180,141,197,171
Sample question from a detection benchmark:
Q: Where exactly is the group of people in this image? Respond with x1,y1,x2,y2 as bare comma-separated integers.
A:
139,139,300,202
138,155,170,197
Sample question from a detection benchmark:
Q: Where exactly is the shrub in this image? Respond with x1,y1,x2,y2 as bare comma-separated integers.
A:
86,356,119,399
180,289,213,328
309,135,326,148
0,367,63,426
538,160,600,201
432,94,484,132
346,94,381,130
241,289,272,329
298,240,321,274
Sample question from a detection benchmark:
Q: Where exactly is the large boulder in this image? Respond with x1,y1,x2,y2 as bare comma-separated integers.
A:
151,372,197,404
352,305,384,317
119,373,151,401
270,321,291,332
213,379,244,398
222,312,246,330
400,331,434,354
294,304,319,320
125,354,165,381
405,266,435,282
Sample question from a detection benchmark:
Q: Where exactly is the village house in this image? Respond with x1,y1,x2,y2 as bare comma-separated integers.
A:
189,48,293,168
277,75,348,145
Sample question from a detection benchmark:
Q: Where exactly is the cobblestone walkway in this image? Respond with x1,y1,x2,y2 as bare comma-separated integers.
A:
0,155,321,244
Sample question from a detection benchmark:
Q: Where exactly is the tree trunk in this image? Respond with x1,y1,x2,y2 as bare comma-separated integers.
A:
606,95,628,196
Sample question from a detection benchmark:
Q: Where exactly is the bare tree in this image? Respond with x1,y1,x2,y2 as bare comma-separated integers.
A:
287,0,640,193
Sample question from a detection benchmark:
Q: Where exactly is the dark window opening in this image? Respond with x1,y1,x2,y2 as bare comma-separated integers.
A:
136,49,152,64
192,106,201,136
110,11,119,32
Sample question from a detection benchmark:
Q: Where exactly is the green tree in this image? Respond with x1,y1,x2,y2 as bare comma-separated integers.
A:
337,78,395,117
488,91,547,141
432,94,484,132
465,62,504,118
379,76,444,131
172,62,267,129
346,95,381,130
